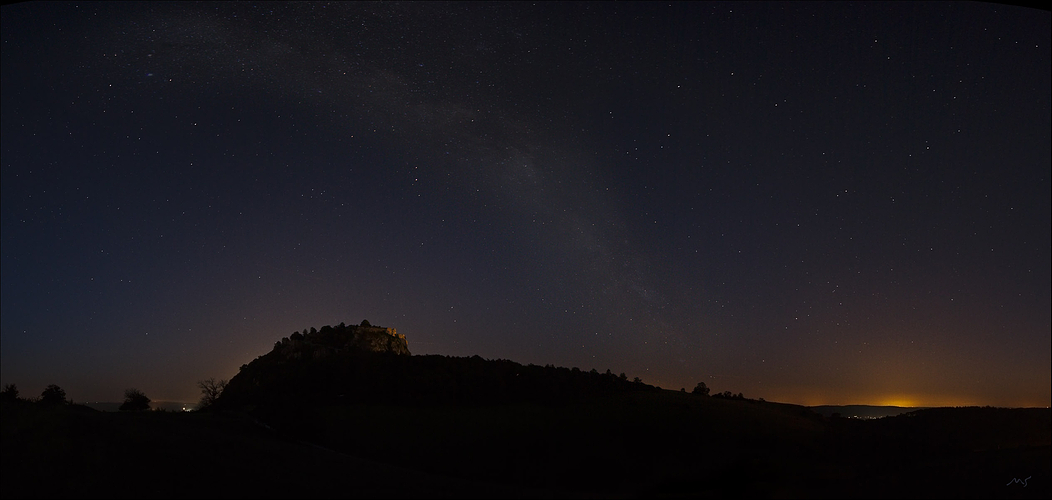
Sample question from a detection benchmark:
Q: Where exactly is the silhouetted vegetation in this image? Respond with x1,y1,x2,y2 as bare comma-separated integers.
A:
119,388,151,412
3,324,1049,498
0,384,18,402
197,378,227,411
712,390,746,400
39,384,67,406
219,349,657,416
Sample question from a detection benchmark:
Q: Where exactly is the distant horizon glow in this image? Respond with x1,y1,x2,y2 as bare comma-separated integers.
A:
69,390,1045,411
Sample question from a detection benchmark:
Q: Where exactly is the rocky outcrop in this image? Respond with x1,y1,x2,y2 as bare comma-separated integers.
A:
346,326,410,355
216,321,410,410
270,322,410,360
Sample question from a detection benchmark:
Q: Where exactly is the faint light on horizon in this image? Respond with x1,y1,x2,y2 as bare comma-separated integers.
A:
878,397,917,408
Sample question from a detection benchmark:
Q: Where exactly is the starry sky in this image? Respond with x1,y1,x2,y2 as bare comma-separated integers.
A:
2,2,1049,408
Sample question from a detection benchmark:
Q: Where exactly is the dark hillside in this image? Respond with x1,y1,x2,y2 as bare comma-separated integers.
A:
0,398,541,499
208,325,1051,498
4,324,1048,498
296,389,834,496
216,322,658,415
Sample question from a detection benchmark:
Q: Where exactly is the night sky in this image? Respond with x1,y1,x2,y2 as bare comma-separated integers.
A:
2,2,1049,408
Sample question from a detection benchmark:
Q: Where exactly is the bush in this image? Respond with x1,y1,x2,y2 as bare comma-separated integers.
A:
39,384,67,406
692,382,710,396
119,388,151,411
1,383,18,401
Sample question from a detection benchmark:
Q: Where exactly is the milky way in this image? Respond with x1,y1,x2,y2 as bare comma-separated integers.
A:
2,2,1048,406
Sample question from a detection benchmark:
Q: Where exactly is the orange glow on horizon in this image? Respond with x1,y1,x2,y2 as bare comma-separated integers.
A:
763,388,997,408
876,397,920,408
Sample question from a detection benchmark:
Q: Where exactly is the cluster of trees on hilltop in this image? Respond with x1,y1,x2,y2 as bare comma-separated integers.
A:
277,322,365,346
685,382,752,401
264,321,410,360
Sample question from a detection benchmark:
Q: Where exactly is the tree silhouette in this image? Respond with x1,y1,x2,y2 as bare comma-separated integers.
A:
197,378,227,410
119,388,151,411
692,382,710,396
39,384,67,406
712,390,742,399
1,383,18,402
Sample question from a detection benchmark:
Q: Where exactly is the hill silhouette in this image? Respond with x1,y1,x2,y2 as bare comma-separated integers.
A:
2,323,1049,498
217,320,663,411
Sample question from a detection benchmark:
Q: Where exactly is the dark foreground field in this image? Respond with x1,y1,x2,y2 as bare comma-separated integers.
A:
1,398,535,499
2,393,1048,499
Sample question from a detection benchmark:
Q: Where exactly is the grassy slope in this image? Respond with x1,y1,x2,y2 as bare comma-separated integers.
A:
3,393,1049,499
0,400,546,499
308,389,830,497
